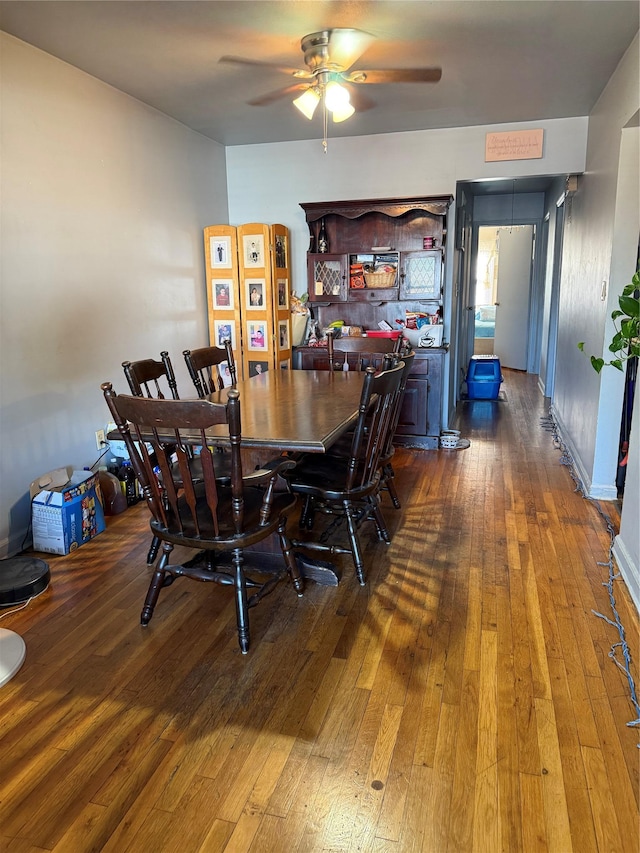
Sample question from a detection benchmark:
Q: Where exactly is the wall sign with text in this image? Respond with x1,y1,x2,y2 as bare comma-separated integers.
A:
485,129,544,162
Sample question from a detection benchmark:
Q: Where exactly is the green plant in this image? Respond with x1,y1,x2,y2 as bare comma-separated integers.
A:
578,268,639,372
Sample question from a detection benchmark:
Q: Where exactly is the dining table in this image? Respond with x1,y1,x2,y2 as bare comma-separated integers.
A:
203,368,367,585
202,367,366,454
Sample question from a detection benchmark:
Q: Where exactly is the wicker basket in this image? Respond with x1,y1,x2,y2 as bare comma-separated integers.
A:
364,271,396,289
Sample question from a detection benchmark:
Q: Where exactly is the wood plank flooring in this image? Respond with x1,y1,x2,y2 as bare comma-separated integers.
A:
1,370,638,852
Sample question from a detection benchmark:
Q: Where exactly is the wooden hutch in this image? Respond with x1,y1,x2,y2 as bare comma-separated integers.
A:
294,195,453,448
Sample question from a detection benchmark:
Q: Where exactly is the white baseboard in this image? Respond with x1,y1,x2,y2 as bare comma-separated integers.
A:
550,405,618,501
612,535,640,616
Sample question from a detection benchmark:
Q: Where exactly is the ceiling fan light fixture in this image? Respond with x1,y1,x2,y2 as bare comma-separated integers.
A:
331,102,355,123
324,80,351,112
293,87,320,119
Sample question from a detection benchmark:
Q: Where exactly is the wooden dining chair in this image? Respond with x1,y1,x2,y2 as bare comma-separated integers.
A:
102,383,303,654
122,351,180,399
283,359,405,585
122,350,231,568
327,332,403,372
121,352,183,564
376,350,415,508
183,341,236,397
326,350,416,510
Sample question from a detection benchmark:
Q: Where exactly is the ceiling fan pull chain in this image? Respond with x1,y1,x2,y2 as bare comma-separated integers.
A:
322,90,328,153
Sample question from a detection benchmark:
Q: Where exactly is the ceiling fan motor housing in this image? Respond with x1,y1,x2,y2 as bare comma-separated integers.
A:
300,29,372,75
301,31,333,72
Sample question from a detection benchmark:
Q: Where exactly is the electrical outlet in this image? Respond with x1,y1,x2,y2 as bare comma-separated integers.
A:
95,429,106,451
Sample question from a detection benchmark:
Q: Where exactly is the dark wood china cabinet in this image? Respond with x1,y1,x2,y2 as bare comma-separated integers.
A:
295,195,453,448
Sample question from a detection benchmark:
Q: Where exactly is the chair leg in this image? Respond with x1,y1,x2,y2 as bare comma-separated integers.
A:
371,497,392,544
147,534,161,565
299,495,315,530
277,517,304,596
344,501,366,586
383,464,401,509
141,542,172,625
232,548,250,654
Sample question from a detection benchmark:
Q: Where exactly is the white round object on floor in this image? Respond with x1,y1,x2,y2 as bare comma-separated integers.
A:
0,628,26,687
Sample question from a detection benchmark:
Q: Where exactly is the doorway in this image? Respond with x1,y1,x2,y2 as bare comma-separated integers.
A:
473,224,534,370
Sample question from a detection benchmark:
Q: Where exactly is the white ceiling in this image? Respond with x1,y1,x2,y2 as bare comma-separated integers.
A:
1,1,638,147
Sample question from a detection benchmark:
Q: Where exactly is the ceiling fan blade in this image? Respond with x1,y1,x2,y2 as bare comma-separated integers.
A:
345,67,443,84
247,83,308,107
325,28,376,70
219,55,313,80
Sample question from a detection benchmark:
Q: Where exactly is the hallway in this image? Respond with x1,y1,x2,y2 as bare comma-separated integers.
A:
0,370,638,851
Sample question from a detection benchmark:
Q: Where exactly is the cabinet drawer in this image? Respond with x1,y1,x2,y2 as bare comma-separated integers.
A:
409,358,430,376
348,287,399,302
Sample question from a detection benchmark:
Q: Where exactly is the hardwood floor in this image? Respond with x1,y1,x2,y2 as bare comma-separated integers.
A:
1,371,638,852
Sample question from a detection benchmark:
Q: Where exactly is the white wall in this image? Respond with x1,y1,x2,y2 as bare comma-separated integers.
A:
552,34,639,500
226,118,588,303
0,34,229,556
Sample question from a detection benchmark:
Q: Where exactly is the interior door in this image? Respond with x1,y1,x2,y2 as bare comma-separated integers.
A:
493,225,534,370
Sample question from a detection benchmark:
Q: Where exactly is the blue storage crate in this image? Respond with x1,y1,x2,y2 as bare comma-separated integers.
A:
466,379,502,399
466,356,503,399
467,355,502,382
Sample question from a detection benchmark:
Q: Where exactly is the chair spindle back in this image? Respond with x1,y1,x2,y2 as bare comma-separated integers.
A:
346,359,405,492
183,341,237,397
102,385,243,538
122,351,180,399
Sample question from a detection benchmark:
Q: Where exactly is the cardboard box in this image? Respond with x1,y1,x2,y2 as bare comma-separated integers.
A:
31,467,106,555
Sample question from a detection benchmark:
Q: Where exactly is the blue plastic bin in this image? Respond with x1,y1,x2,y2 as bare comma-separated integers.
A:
466,356,503,399
467,355,502,382
466,379,502,399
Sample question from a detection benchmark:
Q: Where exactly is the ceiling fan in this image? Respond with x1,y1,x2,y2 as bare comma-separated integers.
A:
219,28,442,123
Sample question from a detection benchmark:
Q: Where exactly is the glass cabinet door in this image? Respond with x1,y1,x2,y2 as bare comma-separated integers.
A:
307,254,348,302
400,250,442,300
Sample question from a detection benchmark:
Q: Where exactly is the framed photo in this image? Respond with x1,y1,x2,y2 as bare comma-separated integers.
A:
249,360,269,377
246,278,265,310
275,234,287,269
247,321,267,351
213,279,234,310
210,236,232,269
278,320,289,350
243,234,265,268
218,360,234,388
277,278,288,309
214,320,235,349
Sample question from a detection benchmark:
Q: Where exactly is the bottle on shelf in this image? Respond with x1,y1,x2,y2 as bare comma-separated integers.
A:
318,218,328,253
117,460,138,506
